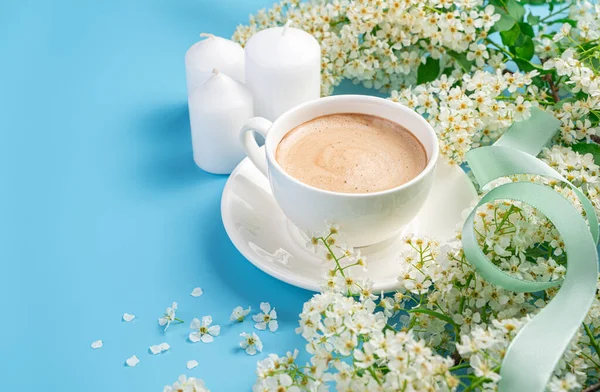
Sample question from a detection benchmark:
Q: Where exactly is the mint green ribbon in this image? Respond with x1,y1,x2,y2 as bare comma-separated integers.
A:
461,107,599,391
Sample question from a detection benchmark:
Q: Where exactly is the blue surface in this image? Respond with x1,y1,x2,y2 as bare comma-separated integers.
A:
0,1,377,390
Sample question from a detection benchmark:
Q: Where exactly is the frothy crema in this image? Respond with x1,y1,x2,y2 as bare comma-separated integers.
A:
275,113,427,194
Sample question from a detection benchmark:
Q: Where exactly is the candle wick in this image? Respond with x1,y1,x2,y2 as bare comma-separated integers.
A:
212,68,220,75
282,20,292,36
200,33,215,39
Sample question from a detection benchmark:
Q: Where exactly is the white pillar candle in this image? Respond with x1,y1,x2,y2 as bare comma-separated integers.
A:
245,21,321,121
188,69,253,174
185,33,245,95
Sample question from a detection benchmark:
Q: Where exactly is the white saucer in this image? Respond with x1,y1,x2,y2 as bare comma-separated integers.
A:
221,151,478,292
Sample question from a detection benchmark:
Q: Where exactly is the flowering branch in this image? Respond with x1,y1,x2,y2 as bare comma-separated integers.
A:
543,73,561,103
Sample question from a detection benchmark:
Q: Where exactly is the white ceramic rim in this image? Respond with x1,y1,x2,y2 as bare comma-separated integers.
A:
264,94,440,198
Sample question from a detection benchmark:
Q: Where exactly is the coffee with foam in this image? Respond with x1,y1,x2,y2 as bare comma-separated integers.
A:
275,113,427,194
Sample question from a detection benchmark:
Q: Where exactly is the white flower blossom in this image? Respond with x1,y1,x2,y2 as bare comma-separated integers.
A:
253,302,278,332
240,332,263,355
189,316,220,343
230,306,251,322
553,23,572,42
158,302,179,331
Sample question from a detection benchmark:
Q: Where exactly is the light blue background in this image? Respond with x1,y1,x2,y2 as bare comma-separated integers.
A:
0,0,375,390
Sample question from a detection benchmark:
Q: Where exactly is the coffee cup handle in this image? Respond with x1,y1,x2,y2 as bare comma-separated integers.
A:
240,117,272,178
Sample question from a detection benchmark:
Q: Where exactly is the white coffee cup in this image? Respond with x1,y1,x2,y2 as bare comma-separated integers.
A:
240,95,439,247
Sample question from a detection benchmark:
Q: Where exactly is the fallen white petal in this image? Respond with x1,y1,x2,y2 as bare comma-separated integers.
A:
122,313,135,322
190,318,201,330
149,345,162,355
186,360,199,369
191,287,203,297
149,342,170,354
269,320,279,332
126,355,139,367
91,340,103,349
201,334,214,343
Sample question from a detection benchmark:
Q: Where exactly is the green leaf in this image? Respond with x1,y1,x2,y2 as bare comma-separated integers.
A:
527,13,540,25
513,57,552,73
520,0,547,4
506,0,526,20
447,50,473,72
515,35,534,60
417,57,441,85
493,8,517,32
580,40,600,52
550,18,577,27
571,143,600,165
519,22,535,38
547,1,568,12
488,0,505,8
500,23,521,46
441,67,454,77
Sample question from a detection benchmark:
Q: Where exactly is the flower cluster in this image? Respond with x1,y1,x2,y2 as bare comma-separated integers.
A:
256,289,457,391
457,317,586,391
542,145,600,213
155,300,276,354
233,0,501,97
543,48,600,144
391,70,538,163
